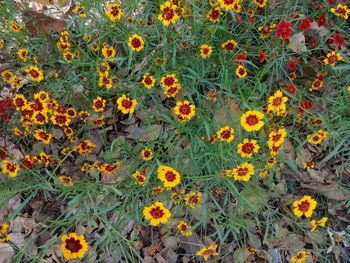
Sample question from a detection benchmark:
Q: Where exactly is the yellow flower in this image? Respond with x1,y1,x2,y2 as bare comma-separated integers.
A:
221,39,237,52
0,40,4,49
143,201,171,226
18,48,29,62
117,94,137,114
219,0,241,12
330,4,350,20
98,72,113,89
267,90,288,115
216,126,235,142
33,129,52,144
142,73,156,89
303,160,315,171
75,140,96,156
25,65,44,82
268,128,287,149
61,232,88,260
12,94,27,111
92,96,106,113
207,8,222,23
132,170,146,186
0,223,10,242
237,139,260,158
196,244,219,261
141,148,153,161
177,220,192,236
158,1,180,26
164,83,182,98
58,175,74,186
102,46,116,59
254,0,267,8
307,129,328,145
1,160,20,177
240,110,265,132
174,100,196,122
231,162,255,181
310,217,328,232
157,165,181,188
105,3,124,22
9,20,24,32
291,250,310,263
235,65,247,78
184,191,202,208
128,34,145,52
73,5,87,17
323,51,344,67
200,44,213,59
292,195,317,218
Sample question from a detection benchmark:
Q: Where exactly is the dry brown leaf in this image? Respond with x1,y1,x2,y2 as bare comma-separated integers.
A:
301,183,350,201
214,98,241,126
0,243,14,263
288,33,307,53
125,124,162,142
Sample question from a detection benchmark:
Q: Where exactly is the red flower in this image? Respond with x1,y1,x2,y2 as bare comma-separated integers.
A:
287,57,298,71
298,99,311,114
276,20,293,40
328,0,336,6
317,14,326,27
333,33,345,47
299,18,311,31
286,82,297,94
258,50,266,63
308,38,318,49
0,97,15,122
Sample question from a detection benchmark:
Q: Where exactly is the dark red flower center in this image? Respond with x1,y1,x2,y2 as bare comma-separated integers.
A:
220,129,232,139
179,104,191,115
121,99,132,109
131,38,142,48
163,7,175,20
65,237,83,253
242,143,254,154
297,200,310,212
246,115,259,126
149,206,165,219
29,69,39,78
165,171,176,182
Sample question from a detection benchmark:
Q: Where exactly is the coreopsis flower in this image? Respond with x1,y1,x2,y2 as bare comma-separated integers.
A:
73,5,87,17
207,8,222,23
0,223,10,242
63,51,75,62
105,3,124,22
311,217,328,232
240,110,265,132
158,1,180,26
299,17,311,31
9,21,24,32
1,160,20,177
200,44,213,59
291,250,310,263
174,100,196,122
79,111,90,122
33,129,52,144
21,155,37,170
25,66,44,82
61,232,88,260
216,126,235,143
237,139,260,158
143,201,171,226
90,116,105,127
254,0,267,8
184,191,202,208
116,94,137,114
303,160,315,171
276,20,293,40
64,127,75,139
157,165,181,188
235,65,247,78
219,0,240,11
142,73,156,89
141,148,153,161
268,128,287,149
58,176,74,186
293,195,317,218
1,70,13,82
177,220,192,236
161,74,179,89
102,46,116,59
38,152,50,167
307,129,328,145
310,78,324,91
196,244,219,261
330,4,350,20
31,111,49,125
12,94,27,111
232,162,255,181
258,23,276,38
51,113,71,127
18,48,29,62
267,90,288,116
132,170,146,186
258,50,266,63
323,51,343,67
91,42,99,51
66,108,77,119
152,186,165,195
333,33,345,47
221,40,237,52
164,83,182,97
0,40,4,49
75,140,96,156
10,75,24,89
98,72,113,89
92,96,106,113
128,34,144,52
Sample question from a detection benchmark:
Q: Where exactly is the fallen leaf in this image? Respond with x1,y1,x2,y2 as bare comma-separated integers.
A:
310,21,329,37
301,183,350,201
0,243,14,263
288,33,307,53
125,124,162,142
214,98,241,126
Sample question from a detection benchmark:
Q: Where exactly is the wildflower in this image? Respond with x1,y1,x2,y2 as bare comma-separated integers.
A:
61,232,88,260
38,152,50,167
132,170,146,186
268,128,287,148
184,191,202,208
232,162,255,181
98,72,113,89
1,70,13,83
330,4,350,20
310,79,324,91
0,223,10,242
177,220,192,236
128,34,144,52
254,0,267,8
311,217,328,232
323,51,343,67
174,100,196,122
161,74,178,89
91,116,105,127
157,165,181,188
158,1,180,26
237,139,260,158
92,96,106,113
1,160,20,177
258,50,266,63
299,17,311,31
18,48,29,62
105,3,124,22
267,90,288,115
25,66,44,82
303,160,315,171
219,0,240,11
141,148,153,161
240,110,265,132
235,65,247,78
143,201,171,226
216,126,235,143
221,40,237,52
317,14,326,27
291,250,310,263
196,244,219,261
152,186,165,195
248,247,257,255
33,129,52,144
200,44,213,59
73,5,87,17
91,43,99,51
58,176,74,186
12,94,27,111
276,20,293,40
51,113,71,127
9,21,24,32
164,83,181,97
207,8,222,23
75,140,96,156
142,73,156,89
333,33,345,47
293,195,317,218
102,46,116,59
308,130,328,145
79,111,90,122
0,40,4,49
117,94,137,114
63,51,75,62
